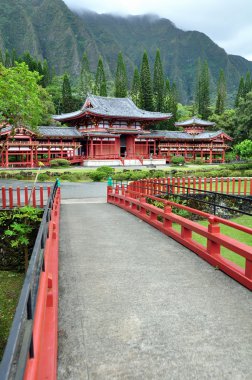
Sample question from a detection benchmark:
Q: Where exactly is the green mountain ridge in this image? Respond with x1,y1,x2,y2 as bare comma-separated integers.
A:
0,0,251,103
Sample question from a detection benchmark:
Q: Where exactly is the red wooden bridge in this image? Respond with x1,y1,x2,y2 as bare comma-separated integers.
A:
0,179,252,379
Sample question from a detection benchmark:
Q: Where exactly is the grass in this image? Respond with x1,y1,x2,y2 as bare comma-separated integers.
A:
173,215,252,269
0,271,24,360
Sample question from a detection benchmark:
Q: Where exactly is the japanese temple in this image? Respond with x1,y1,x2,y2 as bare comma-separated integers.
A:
0,94,232,167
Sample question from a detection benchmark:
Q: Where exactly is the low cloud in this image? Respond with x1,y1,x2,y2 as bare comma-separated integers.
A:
63,0,252,60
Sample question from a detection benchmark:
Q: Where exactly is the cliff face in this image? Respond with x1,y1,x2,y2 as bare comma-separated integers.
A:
0,0,251,102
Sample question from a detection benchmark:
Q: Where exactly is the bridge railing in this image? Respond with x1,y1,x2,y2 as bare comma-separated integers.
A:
0,181,60,380
1,186,51,209
126,177,252,197
107,184,252,290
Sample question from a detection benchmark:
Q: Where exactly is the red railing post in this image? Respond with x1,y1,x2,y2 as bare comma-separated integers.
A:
188,177,191,194
182,177,185,194
238,178,241,195
177,177,181,194
245,260,252,280
232,178,235,194
32,188,36,208
226,178,230,195
193,177,196,194
17,187,21,207
181,226,192,240
220,177,224,193
172,177,175,194
163,206,172,229
40,187,44,208
2,187,6,209
250,179,252,196
9,187,13,209
24,187,29,205
207,216,220,255
243,178,247,196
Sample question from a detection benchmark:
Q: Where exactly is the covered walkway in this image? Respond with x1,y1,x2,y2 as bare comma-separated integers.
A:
58,184,252,379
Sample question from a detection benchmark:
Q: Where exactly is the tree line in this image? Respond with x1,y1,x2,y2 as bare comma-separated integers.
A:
0,48,252,144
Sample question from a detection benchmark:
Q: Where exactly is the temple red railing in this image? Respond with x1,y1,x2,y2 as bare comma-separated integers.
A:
1,186,51,209
126,177,252,197
107,184,252,290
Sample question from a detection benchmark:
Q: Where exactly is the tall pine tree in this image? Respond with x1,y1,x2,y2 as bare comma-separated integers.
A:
163,80,178,129
61,73,74,113
153,49,164,112
79,52,93,99
114,52,128,97
215,69,226,115
235,77,245,107
94,57,107,96
140,51,153,111
244,72,252,95
195,60,210,119
131,67,141,107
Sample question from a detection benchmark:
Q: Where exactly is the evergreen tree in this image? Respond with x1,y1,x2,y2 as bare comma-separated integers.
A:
153,49,164,112
0,50,3,64
163,81,178,129
79,52,93,99
114,52,128,97
215,69,226,115
5,50,11,67
11,49,17,66
244,71,252,95
61,73,74,113
131,67,141,107
41,59,51,87
195,60,210,119
235,77,245,107
94,57,107,96
140,51,153,111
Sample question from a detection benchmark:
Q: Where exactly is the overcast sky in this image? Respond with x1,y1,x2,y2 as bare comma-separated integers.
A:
63,0,252,61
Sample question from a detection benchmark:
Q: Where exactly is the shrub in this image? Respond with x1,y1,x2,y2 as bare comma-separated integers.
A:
171,156,185,166
37,173,50,181
89,171,105,182
50,159,70,167
193,158,205,165
14,174,23,180
96,166,114,176
244,170,252,177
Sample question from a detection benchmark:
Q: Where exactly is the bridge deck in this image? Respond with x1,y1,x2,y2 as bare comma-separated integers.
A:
58,184,252,380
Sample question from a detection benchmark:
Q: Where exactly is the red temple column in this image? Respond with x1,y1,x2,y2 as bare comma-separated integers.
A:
30,148,34,168
90,138,94,158
115,137,120,157
5,149,9,168
222,149,225,163
209,149,213,163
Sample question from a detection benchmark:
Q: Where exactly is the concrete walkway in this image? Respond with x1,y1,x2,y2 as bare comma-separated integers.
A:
58,184,252,380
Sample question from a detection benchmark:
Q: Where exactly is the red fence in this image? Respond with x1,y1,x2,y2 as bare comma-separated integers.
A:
24,187,60,379
0,186,51,209
127,177,252,197
107,185,252,290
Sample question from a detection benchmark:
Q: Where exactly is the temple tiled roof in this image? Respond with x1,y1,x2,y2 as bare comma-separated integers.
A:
53,94,172,122
38,126,82,137
175,117,215,127
139,130,226,141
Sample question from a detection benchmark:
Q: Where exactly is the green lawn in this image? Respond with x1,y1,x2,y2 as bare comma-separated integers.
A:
173,215,252,268
0,271,24,360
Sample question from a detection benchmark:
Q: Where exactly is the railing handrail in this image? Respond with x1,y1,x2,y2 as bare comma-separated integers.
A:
0,181,59,380
107,185,252,290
